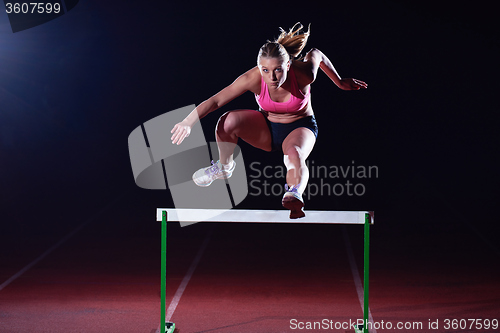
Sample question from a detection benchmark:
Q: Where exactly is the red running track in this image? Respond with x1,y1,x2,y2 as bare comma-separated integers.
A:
1,190,499,333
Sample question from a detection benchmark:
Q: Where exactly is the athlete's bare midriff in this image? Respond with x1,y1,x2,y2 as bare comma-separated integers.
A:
262,105,314,123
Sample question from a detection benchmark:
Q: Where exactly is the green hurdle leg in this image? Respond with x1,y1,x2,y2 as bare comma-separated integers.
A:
355,213,371,333
363,213,370,333
161,211,175,333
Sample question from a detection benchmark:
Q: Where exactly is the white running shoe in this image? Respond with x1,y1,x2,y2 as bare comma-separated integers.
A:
282,184,305,219
192,160,236,187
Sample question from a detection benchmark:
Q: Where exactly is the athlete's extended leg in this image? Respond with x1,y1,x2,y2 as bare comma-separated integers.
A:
192,110,271,187
281,127,316,218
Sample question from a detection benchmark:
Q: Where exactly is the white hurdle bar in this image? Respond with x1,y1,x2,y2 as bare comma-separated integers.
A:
156,209,374,333
156,208,373,224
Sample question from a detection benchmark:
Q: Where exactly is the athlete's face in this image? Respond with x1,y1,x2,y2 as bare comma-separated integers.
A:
258,57,291,90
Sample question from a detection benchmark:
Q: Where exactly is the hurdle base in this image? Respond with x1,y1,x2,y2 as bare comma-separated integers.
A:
355,324,366,333
164,322,175,333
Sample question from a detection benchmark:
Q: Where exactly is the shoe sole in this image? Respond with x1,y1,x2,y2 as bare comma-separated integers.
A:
282,196,305,219
192,170,234,187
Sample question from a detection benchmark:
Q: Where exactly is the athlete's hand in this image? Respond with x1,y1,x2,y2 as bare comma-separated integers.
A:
170,120,192,145
339,78,368,90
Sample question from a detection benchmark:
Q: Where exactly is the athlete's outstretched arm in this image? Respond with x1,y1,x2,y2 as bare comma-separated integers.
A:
304,48,367,90
170,68,258,145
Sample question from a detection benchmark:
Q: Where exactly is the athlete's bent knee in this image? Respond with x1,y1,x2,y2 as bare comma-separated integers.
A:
284,146,303,162
216,111,240,136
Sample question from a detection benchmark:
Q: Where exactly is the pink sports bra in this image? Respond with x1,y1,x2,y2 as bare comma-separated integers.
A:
255,67,310,113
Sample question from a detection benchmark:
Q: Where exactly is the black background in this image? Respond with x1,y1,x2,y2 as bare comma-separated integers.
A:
1,1,498,247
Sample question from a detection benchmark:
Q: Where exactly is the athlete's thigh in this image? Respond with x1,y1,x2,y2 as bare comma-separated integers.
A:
281,127,316,161
220,109,272,152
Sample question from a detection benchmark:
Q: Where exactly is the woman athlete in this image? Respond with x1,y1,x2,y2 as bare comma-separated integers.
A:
170,23,367,219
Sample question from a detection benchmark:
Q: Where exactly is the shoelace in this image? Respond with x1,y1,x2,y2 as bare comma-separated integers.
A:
284,183,300,193
205,160,221,175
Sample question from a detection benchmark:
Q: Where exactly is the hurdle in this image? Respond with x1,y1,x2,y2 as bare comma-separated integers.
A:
156,209,374,333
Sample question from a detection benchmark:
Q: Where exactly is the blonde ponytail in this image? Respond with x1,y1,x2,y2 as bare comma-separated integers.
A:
276,22,311,59
257,23,311,64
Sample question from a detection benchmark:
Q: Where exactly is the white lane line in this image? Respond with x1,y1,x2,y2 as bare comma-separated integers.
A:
0,193,126,292
342,226,376,333
156,226,213,332
166,227,212,321
0,222,86,292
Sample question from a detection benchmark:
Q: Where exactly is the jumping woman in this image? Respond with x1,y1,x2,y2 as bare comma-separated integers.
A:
170,23,367,219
